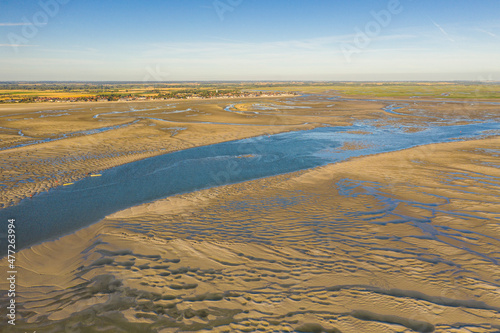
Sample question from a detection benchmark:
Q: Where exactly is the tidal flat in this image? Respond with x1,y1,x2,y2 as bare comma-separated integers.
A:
0,92,499,332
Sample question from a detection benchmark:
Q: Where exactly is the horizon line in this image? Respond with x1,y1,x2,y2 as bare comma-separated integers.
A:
1,80,499,84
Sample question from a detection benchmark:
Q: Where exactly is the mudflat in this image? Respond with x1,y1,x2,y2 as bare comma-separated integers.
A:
0,93,499,332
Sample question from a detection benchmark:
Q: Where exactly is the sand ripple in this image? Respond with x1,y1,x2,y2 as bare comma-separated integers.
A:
1,136,499,332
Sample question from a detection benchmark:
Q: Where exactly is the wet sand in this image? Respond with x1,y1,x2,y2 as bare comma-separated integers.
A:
0,95,499,332
1,95,497,209
0,97,329,208
1,135,499,332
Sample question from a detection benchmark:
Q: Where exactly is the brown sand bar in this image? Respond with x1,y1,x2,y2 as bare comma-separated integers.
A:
0,96,380,208
1,95,498,209
1,134,498,332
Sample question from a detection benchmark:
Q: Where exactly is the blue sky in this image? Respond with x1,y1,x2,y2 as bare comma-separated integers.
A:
0,0,499,81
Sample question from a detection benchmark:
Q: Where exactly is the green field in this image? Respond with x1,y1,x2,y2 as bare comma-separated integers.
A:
251,82,500,99
0,81,499,102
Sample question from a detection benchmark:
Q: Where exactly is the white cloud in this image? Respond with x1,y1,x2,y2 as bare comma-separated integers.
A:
429,19,455,42
0,22,33,26
0,44,36,47
141,33,416,59
476,28,497,38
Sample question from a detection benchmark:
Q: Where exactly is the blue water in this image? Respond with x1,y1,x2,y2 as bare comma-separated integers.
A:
0,120,498,254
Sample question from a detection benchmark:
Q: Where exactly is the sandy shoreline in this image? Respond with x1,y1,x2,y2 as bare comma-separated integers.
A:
0,94,499,332
1,94,498,210
1,135,499,332
0,94,299,111
0,96,332,208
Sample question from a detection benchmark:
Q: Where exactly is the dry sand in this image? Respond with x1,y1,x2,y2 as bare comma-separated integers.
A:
1,135,498,332
0,97,331,208
0,96,499,332
1,96,496,209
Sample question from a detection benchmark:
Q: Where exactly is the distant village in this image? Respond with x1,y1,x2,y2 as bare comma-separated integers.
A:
1,90,297,104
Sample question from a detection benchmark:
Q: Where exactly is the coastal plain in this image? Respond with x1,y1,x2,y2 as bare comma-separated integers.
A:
0,88,499,332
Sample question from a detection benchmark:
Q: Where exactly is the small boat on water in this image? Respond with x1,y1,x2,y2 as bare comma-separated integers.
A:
90,174,102,177
63,183,74,186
